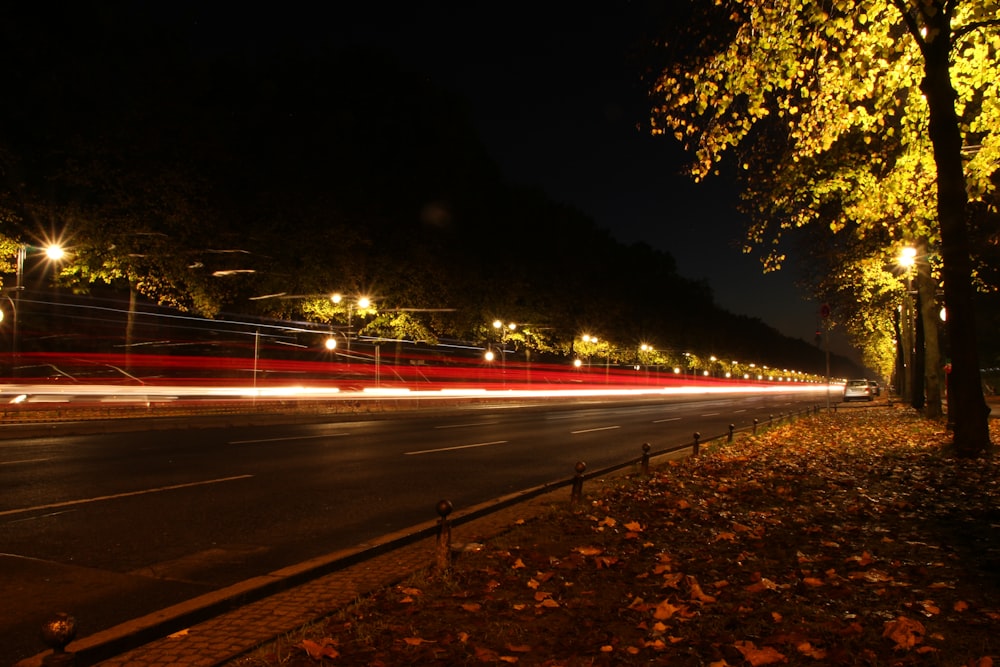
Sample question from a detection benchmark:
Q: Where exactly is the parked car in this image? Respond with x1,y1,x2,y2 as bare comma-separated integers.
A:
868,380,881,397
843,379,873,402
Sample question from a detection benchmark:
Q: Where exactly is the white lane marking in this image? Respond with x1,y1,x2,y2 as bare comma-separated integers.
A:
653,417,681,423
229,433,349,444
734,409,747,413
405,441,508,455
701,412,720,417
1,457,54,466
0,475,254,518
570,426,621,435
434,421,500,429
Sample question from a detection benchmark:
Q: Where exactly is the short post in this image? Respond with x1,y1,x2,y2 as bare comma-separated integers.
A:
40,613,77,667
641,442,651,475
727,424,735,443
692,432,701,456
752,417,759,435
769,414,774,426
570,461,587,504
435,500,453,571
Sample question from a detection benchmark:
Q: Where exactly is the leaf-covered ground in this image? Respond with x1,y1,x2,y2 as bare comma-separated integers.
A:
232,406,1000,666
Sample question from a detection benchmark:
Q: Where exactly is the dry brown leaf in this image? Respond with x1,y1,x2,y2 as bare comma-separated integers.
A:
461,602,481,612
796,642,827,659
511,558,525,569
575,546,603,556
595,555,619,568
402,636,436,646
918,600,940,616
687,575,716,603
653,599,686,620
505,644,532,653
954,600,970,612
538,598,560,608
733,640,787,666
802,577,824,587
628,596,648,611
882,616,925,650
300,638,339,660
624,520,643,531
745,577,780,593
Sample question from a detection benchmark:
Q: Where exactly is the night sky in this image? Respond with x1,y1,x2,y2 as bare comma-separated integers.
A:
30,3,848,356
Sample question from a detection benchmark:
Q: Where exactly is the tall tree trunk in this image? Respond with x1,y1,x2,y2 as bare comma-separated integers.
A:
919,18,991,455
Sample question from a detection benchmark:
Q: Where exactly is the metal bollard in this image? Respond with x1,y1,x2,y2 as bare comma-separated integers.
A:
727,424,735,443
570,461,587,504
40,612,76,666
769,414,774,426
752,417,759,435
435,500,453,571
692,432,701,456
641,443,651,475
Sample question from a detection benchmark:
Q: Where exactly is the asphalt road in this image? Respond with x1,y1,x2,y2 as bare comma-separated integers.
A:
1,390,825,663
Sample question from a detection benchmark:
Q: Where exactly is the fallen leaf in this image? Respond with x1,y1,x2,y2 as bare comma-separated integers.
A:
734,640,787,666
796,642,827,659
506,644,532,653
461,603,481,612
402,636,436,646
575,546,603,556
687,575,716,603
882,616,925,651
624,521,643,532
301,638,339,659
954,600,969,612
653,599,685,620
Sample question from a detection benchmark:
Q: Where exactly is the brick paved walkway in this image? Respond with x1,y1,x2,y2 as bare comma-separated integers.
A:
17,487,573,667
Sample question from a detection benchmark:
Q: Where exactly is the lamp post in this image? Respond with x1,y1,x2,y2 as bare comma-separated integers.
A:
898,246,916,404
330,293,372,359
490,319,516,387
5,243,65,377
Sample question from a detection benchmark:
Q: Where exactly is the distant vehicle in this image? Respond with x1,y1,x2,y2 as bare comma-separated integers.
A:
843,379,874,402
868,380,881,397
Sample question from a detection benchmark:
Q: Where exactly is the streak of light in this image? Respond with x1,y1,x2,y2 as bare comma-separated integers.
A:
0,475,254,518
404,441,509,455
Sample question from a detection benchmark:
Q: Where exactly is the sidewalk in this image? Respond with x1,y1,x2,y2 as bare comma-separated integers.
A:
16,485,579,667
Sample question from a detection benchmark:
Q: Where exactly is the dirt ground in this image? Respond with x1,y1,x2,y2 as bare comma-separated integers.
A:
231,406,999,666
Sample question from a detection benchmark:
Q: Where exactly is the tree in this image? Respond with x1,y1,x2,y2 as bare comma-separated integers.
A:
650,0,998,456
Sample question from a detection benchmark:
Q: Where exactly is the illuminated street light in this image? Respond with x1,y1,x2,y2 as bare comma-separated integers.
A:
491,319,516,387
6,243,66,377
330,293,374,358
324,337,337,351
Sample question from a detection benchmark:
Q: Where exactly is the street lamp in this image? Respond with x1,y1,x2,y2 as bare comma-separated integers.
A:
897,246,917,403
491,319,516,387
330,293,373,358
4,243,65,376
